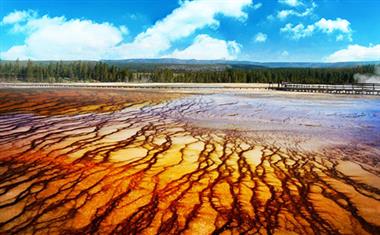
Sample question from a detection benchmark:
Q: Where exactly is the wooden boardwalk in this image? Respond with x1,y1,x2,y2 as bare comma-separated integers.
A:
275,83,380,95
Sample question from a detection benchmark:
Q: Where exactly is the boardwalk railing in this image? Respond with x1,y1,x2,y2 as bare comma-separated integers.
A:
277,83,380,95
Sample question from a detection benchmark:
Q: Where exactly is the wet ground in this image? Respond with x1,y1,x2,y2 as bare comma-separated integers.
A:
0,88,379,234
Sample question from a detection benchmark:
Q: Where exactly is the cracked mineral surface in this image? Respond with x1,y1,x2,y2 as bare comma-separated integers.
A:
0,88,379,234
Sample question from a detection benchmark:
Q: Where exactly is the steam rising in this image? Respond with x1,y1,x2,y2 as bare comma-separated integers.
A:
354,65,380,83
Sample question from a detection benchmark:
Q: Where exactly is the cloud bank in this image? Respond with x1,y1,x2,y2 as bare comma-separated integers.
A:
325,44,380,62
1,0,252,60
168,34,241,60
2,13,126,60
110,0,251,59
1,11,126,60
281,18,352,40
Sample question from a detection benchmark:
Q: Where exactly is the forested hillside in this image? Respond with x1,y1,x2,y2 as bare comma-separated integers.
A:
0,60,375,84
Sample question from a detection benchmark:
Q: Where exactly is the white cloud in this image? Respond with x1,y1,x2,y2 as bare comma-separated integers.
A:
277,10,292,19
280,18,352,40
1,12,125,60
278,0,302,7
168,34,241,60
1,10,34,24
253,2,263,10
325,44,380,62
266,14,275,21
276,2,316,20
254,32,267,42
277,10,291,20
315,18,351,34
2,0,252,60
1,45,28,60
276,7,313,19
111,0,252,58
336,34,344,41
281,50,289,57
280,23,315,39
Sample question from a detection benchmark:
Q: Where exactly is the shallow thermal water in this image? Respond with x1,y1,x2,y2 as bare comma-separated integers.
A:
0,88,379,234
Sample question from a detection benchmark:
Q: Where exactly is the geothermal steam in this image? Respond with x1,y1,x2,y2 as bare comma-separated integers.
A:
354,65,380,83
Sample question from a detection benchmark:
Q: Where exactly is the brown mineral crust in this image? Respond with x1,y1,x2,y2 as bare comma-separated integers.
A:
0,88,379,234
0,89,185,116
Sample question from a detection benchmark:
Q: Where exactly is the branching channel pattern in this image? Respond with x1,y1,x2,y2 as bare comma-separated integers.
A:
0,89,379,235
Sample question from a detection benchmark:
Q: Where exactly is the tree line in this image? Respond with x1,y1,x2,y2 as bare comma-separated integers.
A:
0,60,375,84
0,60,134,83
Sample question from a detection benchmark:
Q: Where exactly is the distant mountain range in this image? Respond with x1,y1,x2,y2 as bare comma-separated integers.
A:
2,58,379,71
103,58,380,71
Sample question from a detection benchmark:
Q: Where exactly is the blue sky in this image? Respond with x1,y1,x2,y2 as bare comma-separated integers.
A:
1,0,379,62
